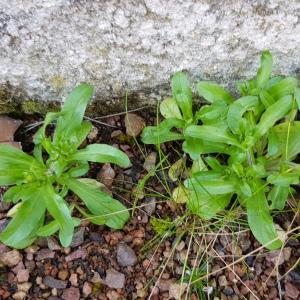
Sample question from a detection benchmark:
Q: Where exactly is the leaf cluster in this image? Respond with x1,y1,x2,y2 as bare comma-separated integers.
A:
142,51,300,250
0,84,130,248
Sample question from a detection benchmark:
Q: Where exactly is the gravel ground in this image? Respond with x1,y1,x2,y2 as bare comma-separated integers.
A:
0,113,299,300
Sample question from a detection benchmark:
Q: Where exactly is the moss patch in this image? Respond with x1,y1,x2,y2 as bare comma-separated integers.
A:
0,84,61,116
0,87,18,114
20,100,60,115
0,83,161,117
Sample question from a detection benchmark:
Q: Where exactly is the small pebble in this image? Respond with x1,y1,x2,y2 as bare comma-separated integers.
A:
218,275,228,287
82,282,92,296
16,269,29,283
223,287,234,296
105,268,125,289
117,242,137,267
35,249,55,261
43,276,67,289
0,249,22,267
62,287,80,300
12,291,26,300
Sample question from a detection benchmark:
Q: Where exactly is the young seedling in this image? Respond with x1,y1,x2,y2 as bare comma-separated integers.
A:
142,51,300,250
0,84,130,248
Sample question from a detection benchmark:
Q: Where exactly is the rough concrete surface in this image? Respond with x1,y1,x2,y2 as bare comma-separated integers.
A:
0,0,299,113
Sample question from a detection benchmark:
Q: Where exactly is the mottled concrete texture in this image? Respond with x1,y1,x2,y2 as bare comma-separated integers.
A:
0,0,300,113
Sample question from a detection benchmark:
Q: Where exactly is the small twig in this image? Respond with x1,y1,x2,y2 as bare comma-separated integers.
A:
83,116,117,128
25,121,44,132
93,106,154,119
25,115,120,132
191,225,300,285
212,248,260,300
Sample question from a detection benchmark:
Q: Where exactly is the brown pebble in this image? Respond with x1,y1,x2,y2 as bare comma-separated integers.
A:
65,249,87,262
43,276,67,289
58,270,69,281
35,249,55,261
285,282,300,298
0,250,22,267
62,287,80,300
69,273,78,286
16,269,29,283
82,282,92,297
17,282,32,292
12,291,26,300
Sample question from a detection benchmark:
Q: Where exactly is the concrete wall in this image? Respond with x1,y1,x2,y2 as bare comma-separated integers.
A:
0,0,299,113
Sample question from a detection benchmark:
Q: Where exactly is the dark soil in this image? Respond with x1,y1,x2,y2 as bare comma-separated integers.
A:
0,112,299,300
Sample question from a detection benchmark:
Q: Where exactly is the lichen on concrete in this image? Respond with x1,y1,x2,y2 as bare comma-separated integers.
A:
0,0,299,114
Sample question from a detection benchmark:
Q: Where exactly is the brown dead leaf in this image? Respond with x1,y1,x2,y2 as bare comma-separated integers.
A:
124,113,145,137
0,116,22,142
143,152,157,171
98,163,116,188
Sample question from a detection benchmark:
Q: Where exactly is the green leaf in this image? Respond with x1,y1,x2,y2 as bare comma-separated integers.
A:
36,220,60,237
33,112,62,145
141,118,185,144
185,125,239,147
267,77,297,100
184,138,231,156
265,76,284,90
182,138,203,160
267,128,279,157
187,190,231,220
172,185,190,203
54,84,94,144
267,173,299,186
0,144,40,169
37,218,80,237
8,235,37,249
256,51,273,88
66,178,129,229
73,121,93,148
77,178,105,189
42,185,74,247
6,210,45,249
196,100,228,125
0,169,30,186
171,72,193,120
75,205,106,225
227,96,259,134
191,157,208,173
259,90,275,108
69,144,130,168
141,126,184,144
187,170,223,182
185,173,236,195
197,82,233,104
186,180,235,195
255,95,293,137
68,162,90,177
3,183,38,203
160,97,183,119
0,145,45,185
237,180,253,198
0,188,46,248
268,185,289,210
295,88,300,111
270,121,300,159
246,187,282,250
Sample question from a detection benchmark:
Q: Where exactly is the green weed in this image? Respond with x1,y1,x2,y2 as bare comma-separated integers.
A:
0,84,130,248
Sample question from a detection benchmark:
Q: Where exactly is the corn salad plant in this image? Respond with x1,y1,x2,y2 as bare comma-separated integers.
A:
142,51,300,250
0,84,130,248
